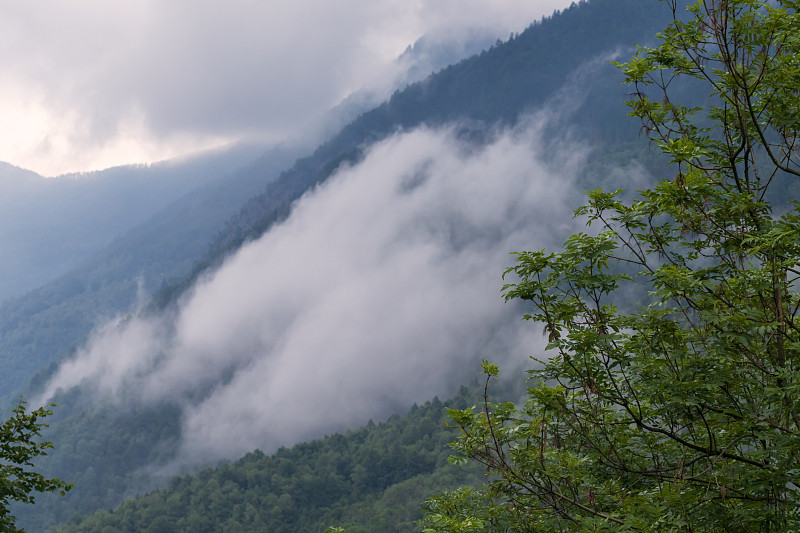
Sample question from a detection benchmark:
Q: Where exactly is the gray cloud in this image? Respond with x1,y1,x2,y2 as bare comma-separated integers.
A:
41,116,590,463
0,0,571,174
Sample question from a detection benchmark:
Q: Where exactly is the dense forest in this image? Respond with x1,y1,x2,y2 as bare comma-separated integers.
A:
48,384,497,533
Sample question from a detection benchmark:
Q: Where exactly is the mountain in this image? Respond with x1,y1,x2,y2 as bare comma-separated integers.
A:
0,22,510,404
310,27,503,145
12,0,678,530
153,0,669,308
0,144,305,399
0,145,264,303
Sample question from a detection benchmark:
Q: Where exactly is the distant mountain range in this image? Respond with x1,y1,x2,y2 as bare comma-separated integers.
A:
0,147,263,302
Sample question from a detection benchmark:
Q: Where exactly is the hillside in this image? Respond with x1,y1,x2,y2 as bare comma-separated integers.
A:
47,384,492,533
195,0,667,268
0,144,300,399
0,145,261,303
14,1,677,530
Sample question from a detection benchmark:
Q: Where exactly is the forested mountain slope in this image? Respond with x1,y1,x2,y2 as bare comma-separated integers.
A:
0,145,261,303
19,379,514,532
16,1,677,530
0,22,507,403
194,0,666,272
48,385,489,533
0,144,301,399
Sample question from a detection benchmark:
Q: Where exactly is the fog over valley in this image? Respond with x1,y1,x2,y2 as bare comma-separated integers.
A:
40,117,587,462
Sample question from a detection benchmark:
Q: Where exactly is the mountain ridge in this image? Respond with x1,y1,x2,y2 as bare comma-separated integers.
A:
152,0,668,313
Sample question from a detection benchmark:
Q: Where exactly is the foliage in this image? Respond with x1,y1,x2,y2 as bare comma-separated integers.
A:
46,386,498,533
421,0,800,530
0,399,71,532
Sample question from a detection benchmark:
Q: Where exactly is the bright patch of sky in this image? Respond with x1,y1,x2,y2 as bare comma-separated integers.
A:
0,0,571,176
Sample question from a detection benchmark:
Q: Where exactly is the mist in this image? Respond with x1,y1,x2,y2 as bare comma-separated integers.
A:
41,116,587,462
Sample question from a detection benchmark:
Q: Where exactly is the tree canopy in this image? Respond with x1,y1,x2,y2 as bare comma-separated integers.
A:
422,0,800,530
47,388,490,533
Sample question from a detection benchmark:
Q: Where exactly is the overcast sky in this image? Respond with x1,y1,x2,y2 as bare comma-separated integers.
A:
0,0,571,177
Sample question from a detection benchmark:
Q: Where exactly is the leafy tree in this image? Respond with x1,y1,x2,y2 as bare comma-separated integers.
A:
0,400,70,531
422,0,800,530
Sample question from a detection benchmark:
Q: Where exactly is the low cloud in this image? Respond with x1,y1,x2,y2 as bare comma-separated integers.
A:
0,0,570,175
42,116,586,462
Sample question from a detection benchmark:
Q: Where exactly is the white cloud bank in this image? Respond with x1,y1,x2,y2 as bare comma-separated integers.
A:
41,117,585,462
0,0,570,176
